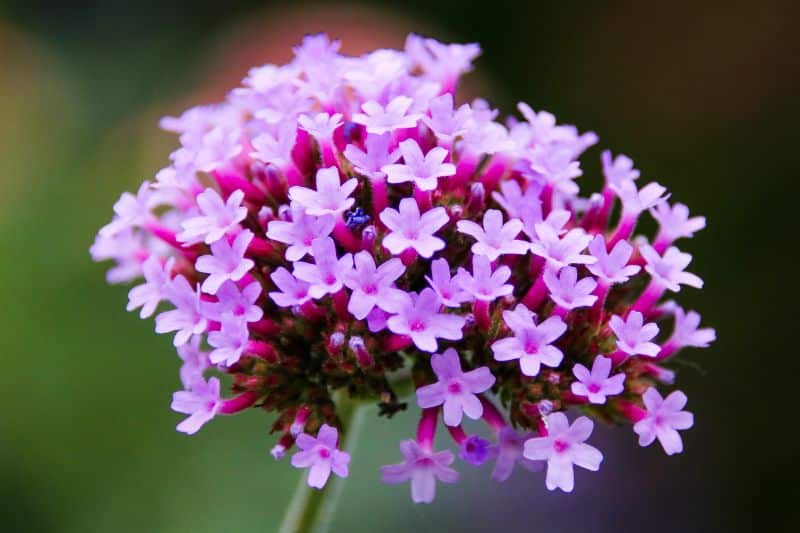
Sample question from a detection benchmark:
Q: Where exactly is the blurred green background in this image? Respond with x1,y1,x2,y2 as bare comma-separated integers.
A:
1,1,798,531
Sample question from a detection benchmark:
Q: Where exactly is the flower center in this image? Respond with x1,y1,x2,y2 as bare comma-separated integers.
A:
324,274,337,285
410,320,426,332
524,341,539,354
587,383,602,394
317,447,331,459
363,284,377,295
553,439,570,454
447,381,463,394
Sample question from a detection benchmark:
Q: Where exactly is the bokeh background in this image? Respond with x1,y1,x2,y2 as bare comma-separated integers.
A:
1,1,798,531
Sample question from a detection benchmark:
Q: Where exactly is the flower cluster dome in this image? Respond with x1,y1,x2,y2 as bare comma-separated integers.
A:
92,34,715,503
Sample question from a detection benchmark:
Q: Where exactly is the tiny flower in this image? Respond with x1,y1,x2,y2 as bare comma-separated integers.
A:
421,93,471,142
352,96,423,134
288,167,358,216
292,237,354,299
634,388,694,455
529,224,595,270
99,182,155,237
297,112,343,142
456,209,529,261
195,230,255,294
425,258,470,307
527,146,582,195
640,244,704,292
380,439,459,504
491,304,566,376
460,435,492,466
342,251,407,319
177,335,210,390
609,311,660,357
251,120,297,168
669,307,716,349
415,348,495,426
291,424,351,489
387,289,465,352
601,150,639,187
650,201,706,243
381,139,455,191
523,413,603,492
208,316,250,366
266,204,336,261
156,275,209,347
343,133,400,181
491,180,542,226
127,256,175,318
570,356,625,404
613,180,669,216
268,267,312,307
543,266,598,310
201,280,263,323
380,198,448,258
178,188,247,245
491,427,541,482
455,255,513,302
586,235,641,285
171,376,221,435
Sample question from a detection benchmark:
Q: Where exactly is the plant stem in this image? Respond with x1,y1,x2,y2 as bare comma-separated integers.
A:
277,399,368,533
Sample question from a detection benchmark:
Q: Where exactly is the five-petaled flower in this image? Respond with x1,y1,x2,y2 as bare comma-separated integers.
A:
379,198,448,258
633,388,694,455
291,424,351,489
492,304,566,376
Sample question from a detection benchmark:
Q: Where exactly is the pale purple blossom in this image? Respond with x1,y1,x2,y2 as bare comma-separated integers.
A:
543,266,597,310
571,356,625,404
178,188,247,245
526,146,582,195
610,311,660,357
268,267,312,307
634,388,694,455
613,180,669,216
456,209,529,261
640,244,704,292
406,34,481,88
177,335,210,390
343,133,400,181
380,439,459,504
422,93,471,142
352,96,423,134
491,304,566,376
292,237,354,299
342,252,407,319
251,121,297,168
291,424,351,489
455,255,513,302
288,167,358,216
491,427,542,482
529,224,595,270
208,316,250,366
425,258,470,307
387,289,465,352
667,307,717,349
297,112,343,142
651,202,706,243
127,256,174,318
100,182,155,237
381,139,455,191
523,413,603,492
601,150,640,187
380,199,448,258
171,376,221,435
195,230,255,294
492,180,542,226
266,204,336,261
415,348,495,426
586,235,641,284
156,275,209,346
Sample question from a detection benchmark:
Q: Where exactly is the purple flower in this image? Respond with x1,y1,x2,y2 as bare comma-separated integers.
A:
651,202,706,243
634,388,694,455
201,280,263,323
171,376,221,435
455,255,513,302
195,230,255,294
352,96,423,134
381,139,455,191
127,256,174,318
342,252,407,319
177,335,210,390
268,267,312,307
586,235,641,285
425,258,470,307
601,150,639,187
421,93,471,143
530,224,595,270
415,348,495,426
380,439,459,504
379,199,448,258
640,244,704,292
609,311,660,357
251,121,297,168
343,133,400,181
612,180,669,216
298,112,342,142
156,275,209,346
491,304,566,376
669,307,716,349
491,427,542,482
456,209,529,261
291,424,351,489
288,167,358,216
527,146,583,195
571,356,626,404
406,35,481,87
266,204,336,261
292,237,354,299
523,413,603,492
208,317,250,366
543,266,597,310
460,435,492,466
99,182,155,237
387,289,465,352
492,180,542,227
178,188,247,245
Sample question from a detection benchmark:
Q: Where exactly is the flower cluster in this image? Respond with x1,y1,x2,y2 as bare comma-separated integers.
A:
92,34,715,502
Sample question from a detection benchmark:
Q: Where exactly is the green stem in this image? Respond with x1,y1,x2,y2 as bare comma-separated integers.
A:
277,399,368,533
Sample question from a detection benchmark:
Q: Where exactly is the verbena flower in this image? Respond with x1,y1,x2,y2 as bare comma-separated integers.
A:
93,34,714,501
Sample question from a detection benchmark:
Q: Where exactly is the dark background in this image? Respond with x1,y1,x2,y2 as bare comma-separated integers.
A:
1,1,797,531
